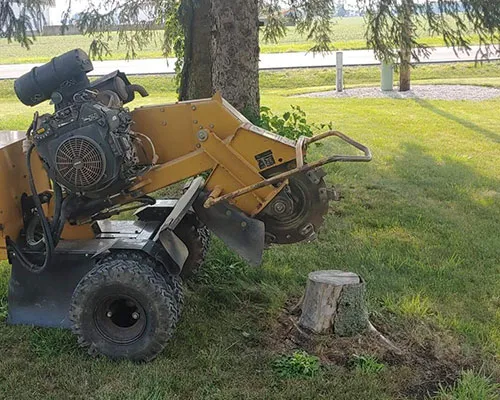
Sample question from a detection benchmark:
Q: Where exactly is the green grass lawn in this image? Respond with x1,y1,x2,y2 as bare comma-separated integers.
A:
0,17,483,64
0,64,499,399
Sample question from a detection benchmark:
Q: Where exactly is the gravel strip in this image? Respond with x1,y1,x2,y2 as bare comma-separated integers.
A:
296,85,500,101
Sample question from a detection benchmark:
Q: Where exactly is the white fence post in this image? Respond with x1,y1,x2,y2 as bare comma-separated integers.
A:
336,51,344,93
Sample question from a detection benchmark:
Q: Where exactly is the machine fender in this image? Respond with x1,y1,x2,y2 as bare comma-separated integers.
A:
158,230,189,272
134,177,204,271
106,239,182,275
152,176,204,241
134,199,178,221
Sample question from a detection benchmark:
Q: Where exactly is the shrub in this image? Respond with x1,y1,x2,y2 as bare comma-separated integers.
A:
259,105,334,141
259,105,314,141
272,350,321,378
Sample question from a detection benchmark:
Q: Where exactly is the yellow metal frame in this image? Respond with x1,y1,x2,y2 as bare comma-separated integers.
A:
0,94,299,257
126,93,298,215
0,93,371,260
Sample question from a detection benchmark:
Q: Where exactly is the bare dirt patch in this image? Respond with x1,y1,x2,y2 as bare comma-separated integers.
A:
266,299,481,399
296,85,500,101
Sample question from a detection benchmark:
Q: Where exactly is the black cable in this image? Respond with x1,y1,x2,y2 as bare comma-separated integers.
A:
52,194,74,246
6,143,55,273
51,181,63,239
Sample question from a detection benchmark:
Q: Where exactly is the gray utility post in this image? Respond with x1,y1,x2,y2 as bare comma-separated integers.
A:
381,62,394,91
336,52,344,93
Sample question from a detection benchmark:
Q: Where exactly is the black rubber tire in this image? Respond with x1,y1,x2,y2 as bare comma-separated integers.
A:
174,215,211,279
69,259,178,362
99,251,184,321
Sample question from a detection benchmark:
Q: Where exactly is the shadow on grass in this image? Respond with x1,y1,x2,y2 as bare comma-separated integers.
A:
390,141,500,233
371,141,500,333
414,98,500,143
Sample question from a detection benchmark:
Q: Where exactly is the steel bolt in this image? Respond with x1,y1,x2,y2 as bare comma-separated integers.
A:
107,311,113,318
272,201,287,214
132,312,140,320
300,223,314,236
197,130,208,142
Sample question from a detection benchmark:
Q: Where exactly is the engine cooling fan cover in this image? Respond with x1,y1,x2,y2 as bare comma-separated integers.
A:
55,136,106,190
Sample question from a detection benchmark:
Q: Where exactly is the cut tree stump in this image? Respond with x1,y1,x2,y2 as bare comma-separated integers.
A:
298,270,369,336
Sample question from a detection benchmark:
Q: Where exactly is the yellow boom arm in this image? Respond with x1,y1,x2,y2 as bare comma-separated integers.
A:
128,93,296,216
125,93,371,215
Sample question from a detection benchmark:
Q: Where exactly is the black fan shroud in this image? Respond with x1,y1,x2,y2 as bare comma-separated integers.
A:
55,136,107,190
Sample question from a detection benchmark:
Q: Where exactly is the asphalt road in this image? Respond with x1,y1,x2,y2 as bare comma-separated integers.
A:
0,46,495,79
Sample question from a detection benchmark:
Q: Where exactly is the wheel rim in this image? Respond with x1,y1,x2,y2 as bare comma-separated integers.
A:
94,294,147,345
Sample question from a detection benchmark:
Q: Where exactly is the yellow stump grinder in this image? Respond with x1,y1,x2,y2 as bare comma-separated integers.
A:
0,49,371,361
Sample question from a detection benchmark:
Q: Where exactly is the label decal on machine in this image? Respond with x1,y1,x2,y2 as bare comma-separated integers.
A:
255,150,276,170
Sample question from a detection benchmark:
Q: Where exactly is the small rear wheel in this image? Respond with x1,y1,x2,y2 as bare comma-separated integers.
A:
99,250,184,321
69,259,178,362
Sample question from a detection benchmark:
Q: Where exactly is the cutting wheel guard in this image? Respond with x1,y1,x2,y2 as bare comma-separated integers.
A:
203,130,372,208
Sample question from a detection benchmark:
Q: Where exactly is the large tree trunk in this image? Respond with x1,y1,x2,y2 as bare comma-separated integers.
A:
399,0,412,92
179,0,260,118
179,0,213,100
399,45,411,92
211,0,260,119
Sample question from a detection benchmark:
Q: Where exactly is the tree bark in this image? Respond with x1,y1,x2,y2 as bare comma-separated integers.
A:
179,0,213,101
399,46,411,92
179,0,261,117
299,270,369,336
210,0,260,119
399,0,412,92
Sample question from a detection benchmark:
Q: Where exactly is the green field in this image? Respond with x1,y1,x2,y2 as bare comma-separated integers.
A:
0,64,499,399
0,17,482,64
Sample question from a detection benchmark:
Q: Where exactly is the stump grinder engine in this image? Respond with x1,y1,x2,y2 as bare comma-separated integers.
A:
0,49,371,361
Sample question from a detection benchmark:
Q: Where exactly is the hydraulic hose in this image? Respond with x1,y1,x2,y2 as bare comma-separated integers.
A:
51,181,63,239
6,143,56,273
52,194,75,246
